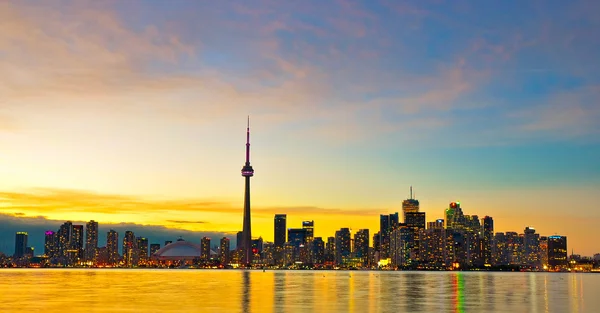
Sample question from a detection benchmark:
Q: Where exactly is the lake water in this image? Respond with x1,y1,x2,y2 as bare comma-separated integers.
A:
0,269,597,312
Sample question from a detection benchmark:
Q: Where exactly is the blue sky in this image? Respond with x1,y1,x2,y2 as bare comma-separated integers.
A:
0,0,599,255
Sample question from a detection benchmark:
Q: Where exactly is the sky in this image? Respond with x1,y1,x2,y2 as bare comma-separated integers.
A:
1,0,599,256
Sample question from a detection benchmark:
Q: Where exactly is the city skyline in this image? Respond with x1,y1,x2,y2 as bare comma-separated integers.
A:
1,0,599,257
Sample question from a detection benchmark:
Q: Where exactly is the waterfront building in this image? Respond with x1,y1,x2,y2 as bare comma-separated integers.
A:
123,231,137,266
312,237,325,265
325,237,336,265
85,220,99,263
153,239,203,263
149,243,161,257
201,237,211,260
71,225,84,263
107,230,119,265
353,229,369,266
492,232,509,266
302,221,314,241
335,228,351,266
539,236,549,268
44,231,57,258
137,237,149,263
419,227,446,267
481,216,494,265
274,214,287,247
548,235,568,269
379,213,399,259
523,227,540,267
219,237,230,265
402,186,419,223
14,232,28,258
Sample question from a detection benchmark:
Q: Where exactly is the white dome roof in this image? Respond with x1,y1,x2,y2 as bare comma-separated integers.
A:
153,240,202,260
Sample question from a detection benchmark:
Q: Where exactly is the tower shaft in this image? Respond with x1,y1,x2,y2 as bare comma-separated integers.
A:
241,116,254,266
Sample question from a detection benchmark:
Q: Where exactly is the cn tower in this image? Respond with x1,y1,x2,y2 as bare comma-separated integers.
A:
241,116,254,266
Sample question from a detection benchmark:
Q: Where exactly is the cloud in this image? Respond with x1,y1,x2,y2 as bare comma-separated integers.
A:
166,220,209,224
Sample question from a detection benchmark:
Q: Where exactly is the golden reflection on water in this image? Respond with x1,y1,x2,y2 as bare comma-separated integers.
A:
0,269,599,313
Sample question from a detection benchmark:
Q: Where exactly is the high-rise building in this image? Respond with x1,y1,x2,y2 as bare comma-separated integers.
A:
428,219,444,229
71,225,84,262
220,237,230,265
539,236,549,268
523,227,540,267
405,212,426,263
240,117,255,266
445,202,465,229
57,221,72,260
379,213,399,258
236,231,243,250
85,220,99,263
149,243,161,257
288,228,307,247
402,186,420,223
335,228,351,265
137,237,149,263
201,237,211,260
405,212,426,229
14,232,28,258
548,235,567,269
122,231,137,266
390,225,413,268
312,237,325,265
481,216,494,265
492,232,508,266
353,229,369,266
506,231,523,265
44,231,57,258
302,221,314,241
325,237,336,264
274,214,287,247
419,227,446,267
107,230,119,265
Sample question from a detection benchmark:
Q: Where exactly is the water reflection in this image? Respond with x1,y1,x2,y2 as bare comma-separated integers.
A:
0,270,599,312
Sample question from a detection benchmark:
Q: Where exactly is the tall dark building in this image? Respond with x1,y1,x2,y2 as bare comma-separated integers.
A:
379,213,399,258
107,230,119,265
548,235,568,269
201,237,211,260
288,228,307,247
44,231,57,258
312,237,325,265
302,221,314,241
354,229,370,265
85,220,99,262
274,214,287,247
137,237,149,263
220,237,230,265
236,231,243,250
14,232,28,258
71,225,84,261
405,212,426,229
523,227,540,267
57,221,72,259
481,216,494,265
123,231,137,266
240,117,255,265
335,228,351,265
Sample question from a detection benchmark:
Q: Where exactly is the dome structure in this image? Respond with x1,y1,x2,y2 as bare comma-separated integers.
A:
153,240,202,260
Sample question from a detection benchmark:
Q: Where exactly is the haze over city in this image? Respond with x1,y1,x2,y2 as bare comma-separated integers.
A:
1,0,599,257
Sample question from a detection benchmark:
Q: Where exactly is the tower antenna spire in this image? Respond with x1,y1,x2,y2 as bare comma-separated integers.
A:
410,186,413,199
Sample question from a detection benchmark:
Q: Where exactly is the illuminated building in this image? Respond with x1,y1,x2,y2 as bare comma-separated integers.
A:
379,213,399,259
539,236,548,268
548,235,568,269
149,243,161,257
123,231,137,266
219,237,230,264
390,225,413,268
445,202,465,229
523,227,540,267
420,227,446,267
14,232,28,258
201,237,211,260
492,232,508,266
480,216,494,265
153,239,202,262
44,231,57,258
325,237,335,264
428,219,444,229
85,220,98,263
25,247,34,258
312,237,325,265
106,230,119,265
71,225,84,262
57,221,72,260
261,242,275,265
404,212,426,263
96,246,108,265
353,229,369,266
288,228,307,261
402,186,419,223
505,232,523,265
236,231,243,250
302,221,314,241
283,243,294,266
274,214,287,247
137,237,149,263
240,117,255,266
335,228,351,266
252,237,264,262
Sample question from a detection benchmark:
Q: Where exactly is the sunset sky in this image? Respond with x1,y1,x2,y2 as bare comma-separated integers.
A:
1,1,599,255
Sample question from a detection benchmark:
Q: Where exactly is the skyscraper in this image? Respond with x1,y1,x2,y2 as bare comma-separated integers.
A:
149,243,161,257
85,220,99,262
57,221,72,260
302,221,314,242
481,216,494,265
137,237,149,263
379,212,399,259
354,229,370,266
220,237,230,265
240,117,254,266
14,232,28,258
44,231,57,258
445,202,465,229
335,228,351,265
523,227,540,267
201,237,211,260
71,225,84,262
107,230,119,265
402,186,420,223
548,235,567,269
274,214,287,247
123,231,136,266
